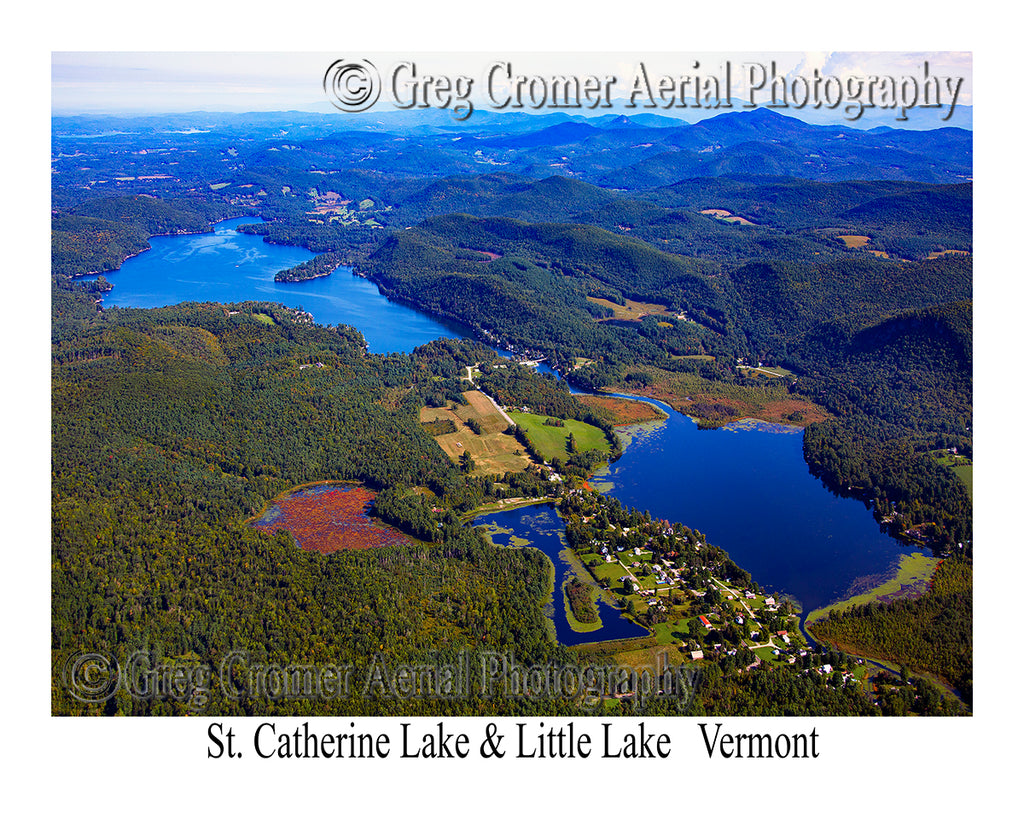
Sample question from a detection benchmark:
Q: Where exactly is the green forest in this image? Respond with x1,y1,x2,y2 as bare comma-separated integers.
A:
51,108,972,715
53,281,943,715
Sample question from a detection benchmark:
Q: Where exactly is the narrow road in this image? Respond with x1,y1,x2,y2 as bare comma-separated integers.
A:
478,387,517,429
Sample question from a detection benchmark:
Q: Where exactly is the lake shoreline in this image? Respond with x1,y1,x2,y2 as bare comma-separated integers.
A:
88,216,917,630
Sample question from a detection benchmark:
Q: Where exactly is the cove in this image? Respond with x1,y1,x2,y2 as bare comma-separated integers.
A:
81,218,915,634
475,504,649,646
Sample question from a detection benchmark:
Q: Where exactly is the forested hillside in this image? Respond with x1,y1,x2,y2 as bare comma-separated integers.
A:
51,108,972,714
51,284,565,715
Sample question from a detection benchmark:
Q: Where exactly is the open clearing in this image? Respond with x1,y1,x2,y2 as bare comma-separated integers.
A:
586,296,676,322
931,449,973,499
836,234,891,258
508,411,612,462
701,208,756,225
952,464,973,498
420,390,532,476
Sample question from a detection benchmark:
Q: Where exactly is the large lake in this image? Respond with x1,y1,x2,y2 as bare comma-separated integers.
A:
84,218,914,631
85,217,468,354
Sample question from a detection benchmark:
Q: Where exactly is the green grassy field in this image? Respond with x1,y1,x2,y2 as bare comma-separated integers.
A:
653,619,691,645
508,412,611,462
753,645,781,663
805,551,941,627
952,464,973,499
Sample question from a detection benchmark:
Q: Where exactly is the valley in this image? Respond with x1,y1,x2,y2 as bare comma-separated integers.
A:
51,103,972,716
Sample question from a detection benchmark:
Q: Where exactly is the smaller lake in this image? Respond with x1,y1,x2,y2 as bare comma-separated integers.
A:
81,216,918,633
476,504,650,647
589,396,916,618
83,217,469,354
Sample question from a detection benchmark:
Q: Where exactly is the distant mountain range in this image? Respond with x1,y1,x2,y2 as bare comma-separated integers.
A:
52,106,972,189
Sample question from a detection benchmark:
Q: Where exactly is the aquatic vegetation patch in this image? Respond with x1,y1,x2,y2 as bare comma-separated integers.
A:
252,483,411,553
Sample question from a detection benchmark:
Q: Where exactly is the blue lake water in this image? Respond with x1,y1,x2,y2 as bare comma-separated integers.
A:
475,504,649,646
590,397,913,615
84,218,913,637
84,217,468,354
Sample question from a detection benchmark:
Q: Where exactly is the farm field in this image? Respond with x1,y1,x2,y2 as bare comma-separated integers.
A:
700,208,756,225
421,390,531,476
838,234,871,248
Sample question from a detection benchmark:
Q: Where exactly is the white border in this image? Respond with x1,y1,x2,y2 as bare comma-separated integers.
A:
16,1,1018,814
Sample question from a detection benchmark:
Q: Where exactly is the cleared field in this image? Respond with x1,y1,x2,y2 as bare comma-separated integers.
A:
652,619,691,645
420,390,531,476
926,249,970,260
672,354,715,362
611,644,686,673
592,561,630,583
838,234,871,249
508,411,611,461
931,449,973,499
459,390,512,433
700,208,755,225
586,296,675,322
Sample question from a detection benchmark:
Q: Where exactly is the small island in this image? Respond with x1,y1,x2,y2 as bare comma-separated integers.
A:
275,251,346,283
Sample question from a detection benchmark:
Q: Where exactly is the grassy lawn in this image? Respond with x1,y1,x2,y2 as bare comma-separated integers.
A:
653,619,691,645
753,644,781,663
508,411,611,462
592,561,629,583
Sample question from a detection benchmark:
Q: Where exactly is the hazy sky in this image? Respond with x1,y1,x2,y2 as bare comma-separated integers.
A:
52,51,972,123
